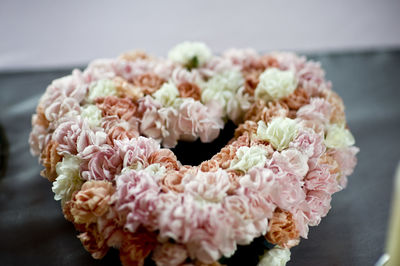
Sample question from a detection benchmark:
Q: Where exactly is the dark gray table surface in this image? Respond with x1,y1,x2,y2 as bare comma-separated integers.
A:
0,50,399,266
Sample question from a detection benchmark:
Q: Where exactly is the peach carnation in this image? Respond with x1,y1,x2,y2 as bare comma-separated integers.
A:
69,180,114,224
266,208,300,248
95,96,137,121
178,82,202,101
152,243,188,266
148,149,179,170
133,73,165,95
78,224,109,259
40,140,62,181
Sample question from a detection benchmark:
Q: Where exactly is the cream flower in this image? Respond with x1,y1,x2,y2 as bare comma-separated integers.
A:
255,68,297,102
325,123,355,148
52,155,83,205
144,163,166,178
258,246,291,266
168,41,212,68
201,70,244,117
81,105,102,128
152,82,180,107
87,79,118,103
229,145,267,172
257,117,298,151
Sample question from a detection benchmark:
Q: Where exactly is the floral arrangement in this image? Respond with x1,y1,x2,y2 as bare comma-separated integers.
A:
29,42,358,266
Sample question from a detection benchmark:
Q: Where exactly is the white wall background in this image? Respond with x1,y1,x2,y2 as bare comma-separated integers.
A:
0,0,399,70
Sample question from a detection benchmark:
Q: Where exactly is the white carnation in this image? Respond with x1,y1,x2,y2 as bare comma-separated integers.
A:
87,79,118,103
257,117,298,151
325,123,355,148
52,155,83,205
258,246,291,266
230,145,268,172
255,68,297,102
201,70,245,118
168,41,212,67
152,82,180,107
81,104,102,128
144,163,166,178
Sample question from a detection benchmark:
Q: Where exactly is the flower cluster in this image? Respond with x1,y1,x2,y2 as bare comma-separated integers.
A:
30,42,358,266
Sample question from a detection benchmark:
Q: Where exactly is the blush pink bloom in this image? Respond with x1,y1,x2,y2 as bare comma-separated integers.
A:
327,146,359,187
80,144,123,181
53,117,107,155
137,96,164,142
113,59,156,82
238,168,276,221
297,98,332,125
101,115,140,145
44,97,81,128
157,192,236,263
152,243,188,266
114,169,161,232
223,193,270,245
198,57,237,78
269,149,309,179
304,190,332,226
223,48,260,69
158,107,181,148
181,169,231,202
304,164,340,194
171,67,201,85
83,59,116,83
290,128,326,163
29,124,51,156
177,99,224,143
115,137,160,168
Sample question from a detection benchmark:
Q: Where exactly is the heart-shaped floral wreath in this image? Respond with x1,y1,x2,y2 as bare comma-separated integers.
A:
29,42,358,266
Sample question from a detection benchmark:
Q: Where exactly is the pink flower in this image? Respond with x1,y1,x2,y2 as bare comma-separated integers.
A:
304,164,340,194
115,137,160,168
297,98,332,125
327,146,359,187
268,173,306,211
198,57,236,78
171,67,201,85
44,97,81,127
290,128,325,162
181,169,231,202
223,48,260,69
80,144,123,181
157,192,236,263
152,243,188,266
158,107,181,148
113,59,156,82
29,124,51,156
137,96,164,141
53,117,107,155
238,167,276,220
83,59,116,83
223,194,269,245
269,149,309,179
114,169,161,232
177,99,224,143
101,115,139,145
304,190,332,226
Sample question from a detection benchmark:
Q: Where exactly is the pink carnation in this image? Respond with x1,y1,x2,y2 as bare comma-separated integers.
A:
80,144,123,181
297,98,332,125
223,48,260,69
290,128,326,163
327,146,359,187
181,169,231,202
269,149,309,179
157,192,236,263
177,99,224,143
29,124,51,156
158,107,181,148
171,67,201,85
53,117,107,155
101,115,140,145
44,97,81,127
114,169,161,232
113,59,156,82
304,164,340,194
152,243,188,266
304,190,332,226
137,96,164,142
83,59,116,83
223,194,269,245
115,137,160,168
198,57,237,78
